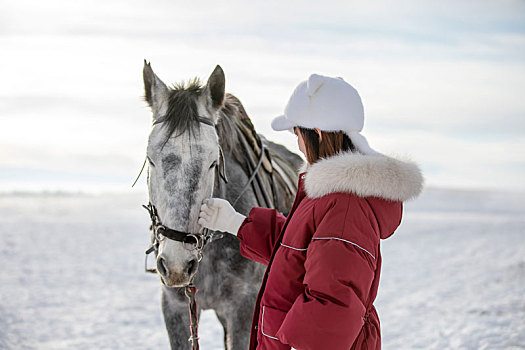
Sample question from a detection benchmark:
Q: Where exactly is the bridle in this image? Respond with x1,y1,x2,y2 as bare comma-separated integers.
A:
143,202,209,272
139,115,266,350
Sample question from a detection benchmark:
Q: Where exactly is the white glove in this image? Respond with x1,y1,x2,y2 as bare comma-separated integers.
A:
198,198,246,235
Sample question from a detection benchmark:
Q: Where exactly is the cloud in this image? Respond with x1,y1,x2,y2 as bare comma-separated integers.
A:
0,0,524,191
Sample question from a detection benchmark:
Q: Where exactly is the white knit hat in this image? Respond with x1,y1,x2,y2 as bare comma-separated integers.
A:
271,73,380,155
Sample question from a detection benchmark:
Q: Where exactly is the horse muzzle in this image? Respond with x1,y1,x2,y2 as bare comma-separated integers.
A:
156,254,199,287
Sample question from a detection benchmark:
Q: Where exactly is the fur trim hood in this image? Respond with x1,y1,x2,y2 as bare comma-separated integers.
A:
300,152,424,202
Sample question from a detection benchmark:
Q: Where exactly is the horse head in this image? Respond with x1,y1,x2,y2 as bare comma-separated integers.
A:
143,61,225,287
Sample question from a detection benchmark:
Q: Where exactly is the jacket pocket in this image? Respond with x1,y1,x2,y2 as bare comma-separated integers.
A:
261,306,287,341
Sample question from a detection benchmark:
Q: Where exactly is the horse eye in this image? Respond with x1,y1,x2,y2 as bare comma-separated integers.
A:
147,156,155,167
209,160,217,169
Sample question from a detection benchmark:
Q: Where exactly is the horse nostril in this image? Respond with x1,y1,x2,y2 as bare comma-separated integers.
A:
187,259,198,276
157,256,168,277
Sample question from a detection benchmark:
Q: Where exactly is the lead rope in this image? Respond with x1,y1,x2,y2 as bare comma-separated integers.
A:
185,284,199,349
184,228,212,350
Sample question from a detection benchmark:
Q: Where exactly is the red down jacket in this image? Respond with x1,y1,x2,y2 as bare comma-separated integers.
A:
237,152,423,350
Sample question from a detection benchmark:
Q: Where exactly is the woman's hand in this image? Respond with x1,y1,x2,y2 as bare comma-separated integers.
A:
198,198,246,235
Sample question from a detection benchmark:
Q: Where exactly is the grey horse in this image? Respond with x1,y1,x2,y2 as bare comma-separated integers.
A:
142,61,302,349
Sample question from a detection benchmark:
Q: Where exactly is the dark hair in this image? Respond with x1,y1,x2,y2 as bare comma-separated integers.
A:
155,78,203,139
153,78,244,163
297,127,355,164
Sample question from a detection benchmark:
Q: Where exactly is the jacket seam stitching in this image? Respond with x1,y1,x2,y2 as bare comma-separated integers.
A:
261,306,280,341
312,237,376,260
280,243,308,251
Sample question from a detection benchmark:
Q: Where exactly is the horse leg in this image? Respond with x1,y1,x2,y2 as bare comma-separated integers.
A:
215,311,230,349
216,296,255,350
161,286,196,350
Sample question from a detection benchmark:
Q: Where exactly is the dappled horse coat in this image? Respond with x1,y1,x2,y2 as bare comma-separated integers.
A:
237,151,423,350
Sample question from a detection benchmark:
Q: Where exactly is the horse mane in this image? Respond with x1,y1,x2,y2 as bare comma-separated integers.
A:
217,94,250,163
157,78,246,162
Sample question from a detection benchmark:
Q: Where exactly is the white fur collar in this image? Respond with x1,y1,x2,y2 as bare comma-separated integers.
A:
299,152,424,201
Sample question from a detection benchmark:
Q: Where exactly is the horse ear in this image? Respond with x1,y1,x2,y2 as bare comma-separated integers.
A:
143,60,170,118
206,65,225,109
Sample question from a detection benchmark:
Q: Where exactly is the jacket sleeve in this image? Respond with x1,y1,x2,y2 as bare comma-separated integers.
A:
276,200,378,350
236,207,286,266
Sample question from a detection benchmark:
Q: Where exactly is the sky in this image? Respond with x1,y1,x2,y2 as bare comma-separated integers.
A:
0,0,524,192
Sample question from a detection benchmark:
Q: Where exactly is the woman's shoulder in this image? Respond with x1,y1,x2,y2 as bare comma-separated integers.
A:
308,192,403,247
309,192,367,220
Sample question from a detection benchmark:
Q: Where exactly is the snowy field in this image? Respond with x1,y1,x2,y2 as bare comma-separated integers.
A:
0,188,524,349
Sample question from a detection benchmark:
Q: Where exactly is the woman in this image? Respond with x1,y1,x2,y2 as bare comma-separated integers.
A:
198,74,423,349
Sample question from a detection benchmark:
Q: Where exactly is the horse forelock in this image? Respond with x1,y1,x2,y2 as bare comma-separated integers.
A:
157,78,245,162
156,78,203,141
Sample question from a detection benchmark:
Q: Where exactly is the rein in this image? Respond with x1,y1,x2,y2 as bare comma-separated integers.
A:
231,141,265,207
140,115,266,350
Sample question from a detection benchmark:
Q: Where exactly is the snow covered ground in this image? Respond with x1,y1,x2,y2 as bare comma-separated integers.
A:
0,188,524,349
